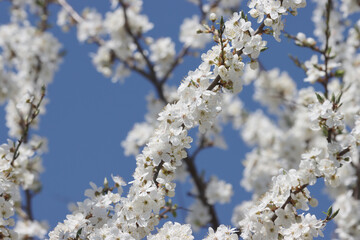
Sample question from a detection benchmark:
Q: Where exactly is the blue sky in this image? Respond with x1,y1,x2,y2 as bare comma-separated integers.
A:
0,0,336,238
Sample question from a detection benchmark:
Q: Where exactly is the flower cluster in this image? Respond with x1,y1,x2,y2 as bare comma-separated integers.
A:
253,68,296,112
148,221,194,240
50,52,224,239
248,0,306,41
180,15,212,49
0,24,61,137
238,156,327,239
304,55,340,83
333,191,360,239
0,7,62,237
205,176,233,204
235,86,357,239
308,95,344,131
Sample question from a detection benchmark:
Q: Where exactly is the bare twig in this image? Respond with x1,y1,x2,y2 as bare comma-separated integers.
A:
160,46,190,85
184,155,219,228
322,0,333,98
284,31,324,54
57,0,83,23
10,87,46,167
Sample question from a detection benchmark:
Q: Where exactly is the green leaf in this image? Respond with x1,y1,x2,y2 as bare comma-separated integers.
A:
326,47,332,56
322,126,328,137
315,92,325,104
241,11,246,19
327,206,333,216
336,92,343,105
331,93,335,103
334,69,345,78
172,210,177,218
220,16,224,27
35,0,45,7
76,228,83,239
331,209,340,219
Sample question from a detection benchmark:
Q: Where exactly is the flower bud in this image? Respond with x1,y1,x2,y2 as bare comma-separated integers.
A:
306,37,316,46
309,198,318,207
250,61,259,70
249,9,259,18
209,13,217,22
264,18,273,27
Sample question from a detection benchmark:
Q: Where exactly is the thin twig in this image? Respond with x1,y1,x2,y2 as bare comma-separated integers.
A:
284,31,324,54
119,0,157,82
322,0,332,98
10,87,46,167
57,0,83,23
160,46,190,85
271,183,309,222
184,155,219,228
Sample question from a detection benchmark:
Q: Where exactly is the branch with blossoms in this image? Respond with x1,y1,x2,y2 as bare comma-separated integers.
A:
55,0,246,232
0,87,49,239
0,0,62,238
231,0,360,238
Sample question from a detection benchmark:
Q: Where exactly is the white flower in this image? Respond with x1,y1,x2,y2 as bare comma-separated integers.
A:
14,220,48,239
77,8,104,42
148,221,194,240
186,200,211,232
179,15,211,49
204,225,238,240
274,206,295,228
150,37,176,78
205,176,233,204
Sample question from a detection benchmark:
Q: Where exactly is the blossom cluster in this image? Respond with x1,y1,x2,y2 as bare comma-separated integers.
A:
49,52,224,239
0,4,62,237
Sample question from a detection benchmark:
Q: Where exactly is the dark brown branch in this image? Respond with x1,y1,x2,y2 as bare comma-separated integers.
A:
255,21,266,36
25,190,34,221
119,0,157,83
118,2,168,101
207,75,222,91
184,155,219,228
160,46,190,85
353,162,360,199
153,161,164,187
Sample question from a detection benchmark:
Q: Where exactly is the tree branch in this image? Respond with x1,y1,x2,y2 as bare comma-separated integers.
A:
322,0,333,98
160,46,190,85
184,155,219,228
